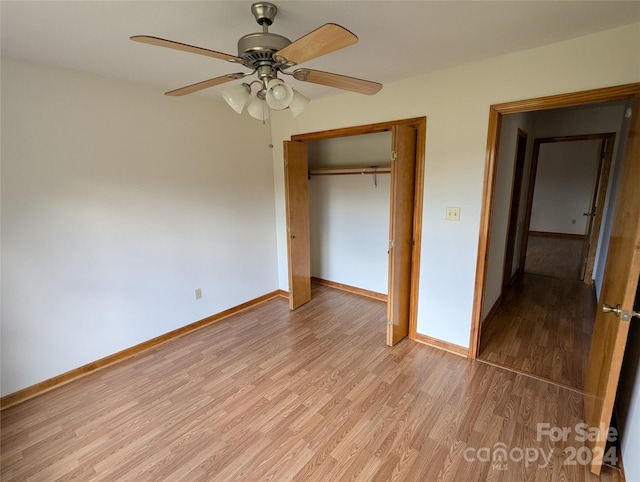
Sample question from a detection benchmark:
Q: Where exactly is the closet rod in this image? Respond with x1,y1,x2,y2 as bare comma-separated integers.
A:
310,171,391,176
308,164,391,177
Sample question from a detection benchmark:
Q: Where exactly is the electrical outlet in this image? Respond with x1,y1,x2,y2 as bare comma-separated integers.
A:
195,288,202,300
446,207,460,221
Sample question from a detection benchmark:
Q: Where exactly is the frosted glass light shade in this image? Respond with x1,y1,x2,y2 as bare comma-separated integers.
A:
221,83,251,114
265,79,294,110
289,90,310,117
247,97,270,121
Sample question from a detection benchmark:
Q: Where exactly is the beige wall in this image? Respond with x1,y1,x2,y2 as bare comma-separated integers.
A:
271,22,640,348
481,112,534,320
1,58,279,396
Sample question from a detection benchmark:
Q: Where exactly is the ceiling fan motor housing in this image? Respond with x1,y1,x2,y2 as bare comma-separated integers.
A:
239,2,291,78
237,32,291,65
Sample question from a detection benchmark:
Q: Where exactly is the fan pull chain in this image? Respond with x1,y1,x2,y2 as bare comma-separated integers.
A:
267,113,274,149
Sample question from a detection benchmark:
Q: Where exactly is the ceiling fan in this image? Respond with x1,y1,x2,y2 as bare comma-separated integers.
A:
131,2,382,120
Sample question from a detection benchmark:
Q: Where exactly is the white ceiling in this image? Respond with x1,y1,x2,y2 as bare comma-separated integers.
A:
2,1,639,101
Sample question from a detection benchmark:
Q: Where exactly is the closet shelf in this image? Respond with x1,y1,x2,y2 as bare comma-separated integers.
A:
308,164,391,176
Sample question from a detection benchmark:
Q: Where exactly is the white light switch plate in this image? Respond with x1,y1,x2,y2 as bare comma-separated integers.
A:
446,207,460,221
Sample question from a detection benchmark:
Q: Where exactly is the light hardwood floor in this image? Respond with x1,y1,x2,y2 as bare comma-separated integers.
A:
479,273,596,391
1,284,623,481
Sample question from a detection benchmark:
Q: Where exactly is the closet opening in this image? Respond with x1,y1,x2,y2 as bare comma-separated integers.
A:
284,117,426,345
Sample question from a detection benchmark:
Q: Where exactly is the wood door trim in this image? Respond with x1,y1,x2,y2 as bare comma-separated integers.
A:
291,117,425,142
534,133,617,144
517,137,542,276
519,133,615,283
491,83,640,114
470,107,501,358
290,117,426,342
501,128,528,291
409,117,427,340
584,134,616,281
470,82,640,359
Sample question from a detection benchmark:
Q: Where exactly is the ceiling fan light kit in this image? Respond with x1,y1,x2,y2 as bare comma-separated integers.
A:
265,78,294,110
221,82,252,114
131,2,382,121
247,97,270,121
289,90,310,118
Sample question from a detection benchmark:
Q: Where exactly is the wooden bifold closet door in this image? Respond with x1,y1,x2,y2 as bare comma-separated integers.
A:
283,140,311,310
284,118,425,348
386,125,417,345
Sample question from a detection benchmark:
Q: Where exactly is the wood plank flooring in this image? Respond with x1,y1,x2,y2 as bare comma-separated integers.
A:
1,284,623,481
525,235,584,280
479,274,596,391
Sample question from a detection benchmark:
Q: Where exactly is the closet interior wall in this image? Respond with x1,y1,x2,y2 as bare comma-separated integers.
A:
307,131,392,295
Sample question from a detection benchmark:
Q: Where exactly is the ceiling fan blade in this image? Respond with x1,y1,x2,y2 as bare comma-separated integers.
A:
274,24,357,66
292,69,382,95
165,73,246,96
131,35,244,64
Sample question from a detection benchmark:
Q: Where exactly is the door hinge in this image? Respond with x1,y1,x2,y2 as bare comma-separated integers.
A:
387,318,393,326
391,151,397,161
284,160,288,168
389,240,395,249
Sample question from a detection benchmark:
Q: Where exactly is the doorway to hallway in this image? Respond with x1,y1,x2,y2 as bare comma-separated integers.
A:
479,273,595,390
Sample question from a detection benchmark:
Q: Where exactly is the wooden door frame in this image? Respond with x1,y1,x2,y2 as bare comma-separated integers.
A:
470,83,640,358
291,116,426,340
518,133,615,283
582,134,615,281
501,128,528,290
